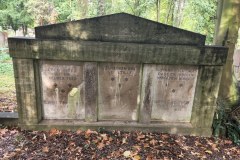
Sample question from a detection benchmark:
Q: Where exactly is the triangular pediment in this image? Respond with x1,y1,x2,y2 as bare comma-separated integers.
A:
35,13,205,46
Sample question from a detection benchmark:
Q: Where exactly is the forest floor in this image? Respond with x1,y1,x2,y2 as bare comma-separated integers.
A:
0,127,239,160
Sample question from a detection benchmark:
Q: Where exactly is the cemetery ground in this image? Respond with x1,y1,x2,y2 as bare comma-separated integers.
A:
0,127,240,159
0,49,16,112
0,50,239,159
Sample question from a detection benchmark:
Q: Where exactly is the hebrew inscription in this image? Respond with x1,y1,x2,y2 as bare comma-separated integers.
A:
98,63,141,121
143,65,198,122
40,61,84,119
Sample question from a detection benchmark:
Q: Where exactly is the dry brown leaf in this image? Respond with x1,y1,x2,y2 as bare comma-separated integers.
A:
101,134,108,141
10,129,18,134
76,129,82,134
49,128,60,136
224,140,232,145
137,134,145,140
86,129,98,135
211,144,219,151
0,128,8,135
150,139,157,145
146,155,153,160
109,137,113,141
133,155,141,160
97,142,105,149
205,150,213,154
161,134,169,139
144,143,150,148
42,146,49,153
133,145,141,150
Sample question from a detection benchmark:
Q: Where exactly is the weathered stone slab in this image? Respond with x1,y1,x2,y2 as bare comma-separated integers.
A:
98,63,141,121
143,65,198,122
84,62,98,122
40,61,84,119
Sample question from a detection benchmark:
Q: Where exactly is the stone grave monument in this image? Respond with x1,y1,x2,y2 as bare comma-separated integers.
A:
8,13,228,136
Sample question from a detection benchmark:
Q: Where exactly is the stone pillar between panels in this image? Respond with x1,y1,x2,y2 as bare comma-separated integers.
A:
84,62,98,122
13,58,38,124
191,66,223,128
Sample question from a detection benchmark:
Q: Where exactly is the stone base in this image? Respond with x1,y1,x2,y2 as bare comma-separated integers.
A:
19,120,212,137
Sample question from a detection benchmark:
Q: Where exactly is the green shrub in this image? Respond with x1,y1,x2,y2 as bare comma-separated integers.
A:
213,97,240,145
0,48,11,62
0,63,14,76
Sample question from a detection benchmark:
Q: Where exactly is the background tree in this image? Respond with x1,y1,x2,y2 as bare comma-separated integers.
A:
214,0,240,103
26,0,57,26
0,0,33,36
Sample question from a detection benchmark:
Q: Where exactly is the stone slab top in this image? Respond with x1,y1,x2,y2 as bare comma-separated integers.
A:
34,13,206,46
8,37,228,66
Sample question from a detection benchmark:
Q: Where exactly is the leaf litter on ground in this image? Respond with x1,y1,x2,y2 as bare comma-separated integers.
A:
0,126,239,159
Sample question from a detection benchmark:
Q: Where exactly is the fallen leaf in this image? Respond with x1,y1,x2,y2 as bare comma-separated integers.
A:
76,129,82,134
15,148,21,152
150,139,157,145
144,143,150,148
42,146,49,153
122,138,127,144
97,142,105,149
133,145,141,150
43,133,46,141
101,134,108,141
133,155,141,160
146,155,153,160
85,129,97,136
123,150,131,157
0,128,8,135
137,134,145,140
205,150,212,154
10,129,18,134
161,134,169,139
224,140,232,145
49,128,60,136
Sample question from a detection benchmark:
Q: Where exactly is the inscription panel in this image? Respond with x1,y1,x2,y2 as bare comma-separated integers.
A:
98,63,141,121
144,65,198,122
40,61,84,119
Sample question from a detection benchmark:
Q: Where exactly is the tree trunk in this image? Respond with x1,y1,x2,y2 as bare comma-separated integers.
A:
165,0,174,24
22,25,28,37
156,0,161,22
82,0,88,18
215,0,240,102
97,0,105,16
134,0,141,16
173,0,185,27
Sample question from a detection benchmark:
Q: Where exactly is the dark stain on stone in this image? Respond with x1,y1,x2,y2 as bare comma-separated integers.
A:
143,75,152,114
85,64,97,121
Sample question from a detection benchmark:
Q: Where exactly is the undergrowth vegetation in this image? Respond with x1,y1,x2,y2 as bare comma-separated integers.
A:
0,48,15,94
213,97,240,145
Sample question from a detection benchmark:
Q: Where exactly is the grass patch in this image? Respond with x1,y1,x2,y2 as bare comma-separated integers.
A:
0,49,15,94
0,63,15,94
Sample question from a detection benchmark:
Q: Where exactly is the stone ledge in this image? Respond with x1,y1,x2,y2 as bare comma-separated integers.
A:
18,120,212,136
8,38,228,65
